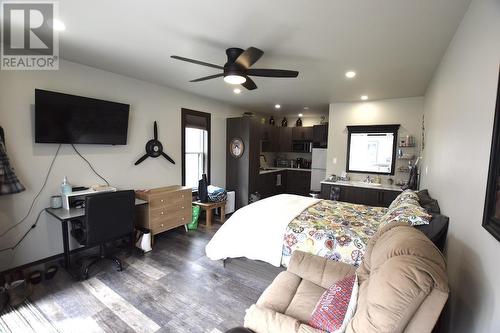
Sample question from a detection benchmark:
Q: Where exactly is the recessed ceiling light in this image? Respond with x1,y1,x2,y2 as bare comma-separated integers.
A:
52,19,66,31
274,104,281,109
233,88,241,94
224,75,246,85
361,95,368,100
298,113,303,117
345,71,356,79
303,106,309,110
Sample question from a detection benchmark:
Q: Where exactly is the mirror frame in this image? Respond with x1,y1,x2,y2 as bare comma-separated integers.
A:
482,69,500,242
346,124,400,176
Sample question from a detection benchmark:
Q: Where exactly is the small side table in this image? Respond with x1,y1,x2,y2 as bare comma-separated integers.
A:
193,200,226,228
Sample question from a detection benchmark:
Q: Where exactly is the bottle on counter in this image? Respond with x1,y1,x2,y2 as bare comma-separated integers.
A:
269,116,275,126
296,117,302,127
61,176,72,195
281,117,288,127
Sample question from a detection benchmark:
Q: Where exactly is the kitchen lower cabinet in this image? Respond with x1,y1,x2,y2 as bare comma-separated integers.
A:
286,170,311,196
258,171,287,199
320,183,400,207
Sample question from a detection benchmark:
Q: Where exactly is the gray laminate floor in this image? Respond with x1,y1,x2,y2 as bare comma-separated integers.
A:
26,222,284,333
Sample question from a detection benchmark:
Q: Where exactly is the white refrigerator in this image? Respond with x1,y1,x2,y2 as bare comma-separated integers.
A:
311,148,327,191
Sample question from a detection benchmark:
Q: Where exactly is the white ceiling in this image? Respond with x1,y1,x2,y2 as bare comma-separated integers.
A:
56,0,471,114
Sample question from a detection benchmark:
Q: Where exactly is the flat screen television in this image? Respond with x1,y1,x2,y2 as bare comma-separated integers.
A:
35,89,130,145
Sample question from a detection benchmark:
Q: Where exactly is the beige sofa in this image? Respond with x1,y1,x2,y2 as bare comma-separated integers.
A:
244,222,449,333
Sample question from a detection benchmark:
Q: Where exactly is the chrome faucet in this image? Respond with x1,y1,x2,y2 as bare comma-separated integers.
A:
364,175,373,183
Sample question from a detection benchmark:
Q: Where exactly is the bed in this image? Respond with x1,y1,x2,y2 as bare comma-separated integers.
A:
205,193,447,268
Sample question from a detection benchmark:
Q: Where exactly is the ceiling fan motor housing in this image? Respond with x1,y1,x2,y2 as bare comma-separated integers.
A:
224,48,245,77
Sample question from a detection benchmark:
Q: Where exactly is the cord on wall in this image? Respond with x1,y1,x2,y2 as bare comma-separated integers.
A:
70,144,110,186
0,144,61,239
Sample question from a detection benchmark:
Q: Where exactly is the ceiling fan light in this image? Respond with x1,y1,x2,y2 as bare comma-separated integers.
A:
224,75,246,85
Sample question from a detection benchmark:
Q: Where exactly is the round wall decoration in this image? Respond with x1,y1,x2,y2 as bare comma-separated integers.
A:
229,138,244,158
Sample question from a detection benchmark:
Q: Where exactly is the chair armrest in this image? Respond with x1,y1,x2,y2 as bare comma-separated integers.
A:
244,305,324,333
288,251,357,289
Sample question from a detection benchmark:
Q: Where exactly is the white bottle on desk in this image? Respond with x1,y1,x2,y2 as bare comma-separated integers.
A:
61,176,72,195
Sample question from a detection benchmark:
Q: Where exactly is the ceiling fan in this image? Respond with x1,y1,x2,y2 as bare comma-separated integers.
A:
171,47,299,90
135,121,175,166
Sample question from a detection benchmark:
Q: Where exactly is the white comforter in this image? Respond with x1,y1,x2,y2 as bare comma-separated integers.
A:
205,194,320,267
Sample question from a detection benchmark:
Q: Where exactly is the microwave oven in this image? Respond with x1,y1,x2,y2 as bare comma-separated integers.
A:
292,141,312,153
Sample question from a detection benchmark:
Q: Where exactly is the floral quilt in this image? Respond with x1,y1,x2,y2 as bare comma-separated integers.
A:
282,200,388,267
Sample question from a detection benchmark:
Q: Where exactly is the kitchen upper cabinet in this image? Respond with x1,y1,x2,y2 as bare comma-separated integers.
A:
313,124,328,148
261,124,279,152
278,127,293,152
292,127,313,141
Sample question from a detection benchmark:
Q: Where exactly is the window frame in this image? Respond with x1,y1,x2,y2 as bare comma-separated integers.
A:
181,108,211,187
346,124,400,176
482,70,500,242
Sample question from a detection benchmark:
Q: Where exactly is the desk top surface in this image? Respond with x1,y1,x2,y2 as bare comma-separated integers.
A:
46,198,147,221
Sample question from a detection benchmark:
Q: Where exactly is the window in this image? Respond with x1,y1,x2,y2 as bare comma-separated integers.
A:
346,125,399,175
181,109,211,189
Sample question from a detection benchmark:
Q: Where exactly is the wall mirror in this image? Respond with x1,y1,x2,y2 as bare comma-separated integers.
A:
346,124,399,175
482,70,500,242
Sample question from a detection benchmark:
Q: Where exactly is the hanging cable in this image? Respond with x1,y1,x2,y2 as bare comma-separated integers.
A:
0,208,46,253
70,144,110,186
0,144,61,238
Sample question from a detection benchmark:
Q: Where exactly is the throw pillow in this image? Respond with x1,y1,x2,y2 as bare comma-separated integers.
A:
381,202,432,227
417,189,441,215
388,190,420,210
309,274,358,333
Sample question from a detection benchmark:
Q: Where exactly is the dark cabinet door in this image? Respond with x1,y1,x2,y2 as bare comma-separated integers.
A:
313,124,328,148
321,183,399,207
278,127,293,152
261,124,279,152
286,170,311,196
292,127,313,141
258,171,287,198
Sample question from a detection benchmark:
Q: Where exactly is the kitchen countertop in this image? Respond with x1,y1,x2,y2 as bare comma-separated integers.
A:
321,179,403,192
259,167,312,175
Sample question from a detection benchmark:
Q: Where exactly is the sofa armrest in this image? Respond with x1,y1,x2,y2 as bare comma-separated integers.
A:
244,305,324,333
288,251,357,289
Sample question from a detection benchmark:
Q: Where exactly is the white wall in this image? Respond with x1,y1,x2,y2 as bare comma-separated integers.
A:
420,0,500,331
327,97,424,183
0,60,246,271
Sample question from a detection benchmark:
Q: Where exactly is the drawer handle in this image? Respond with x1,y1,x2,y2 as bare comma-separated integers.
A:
181,217,185,221
160,199,164,203
160,211,164,215
161,223,164,227
181,195,184,198
181,206,184,209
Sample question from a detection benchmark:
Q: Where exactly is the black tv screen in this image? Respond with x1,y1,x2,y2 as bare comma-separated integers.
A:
35,89,130,145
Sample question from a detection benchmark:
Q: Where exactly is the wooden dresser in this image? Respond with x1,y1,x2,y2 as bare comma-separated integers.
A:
135,186,192,241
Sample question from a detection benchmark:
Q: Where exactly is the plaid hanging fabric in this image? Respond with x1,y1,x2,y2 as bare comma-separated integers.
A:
0,134,25,195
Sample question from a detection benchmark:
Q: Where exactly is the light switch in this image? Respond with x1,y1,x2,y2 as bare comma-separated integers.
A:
333,157,337,164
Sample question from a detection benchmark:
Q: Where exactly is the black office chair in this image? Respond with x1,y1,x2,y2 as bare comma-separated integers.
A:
70,190,136,279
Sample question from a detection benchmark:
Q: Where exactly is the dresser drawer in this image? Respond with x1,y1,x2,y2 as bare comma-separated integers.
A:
151,210,191,234
149,191,190,210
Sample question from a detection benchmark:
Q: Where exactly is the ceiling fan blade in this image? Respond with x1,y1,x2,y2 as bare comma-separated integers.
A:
134,154,149,166
161,152,176,165
235,47,264,69
154,121,158,140
247,68,299,78
242,77,257,90
171,55,223,70
190,73,224,82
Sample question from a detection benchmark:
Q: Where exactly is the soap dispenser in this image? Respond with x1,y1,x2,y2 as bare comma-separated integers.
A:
61,176,72,195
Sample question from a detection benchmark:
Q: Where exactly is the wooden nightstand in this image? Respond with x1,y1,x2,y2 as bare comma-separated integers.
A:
193,201,226,228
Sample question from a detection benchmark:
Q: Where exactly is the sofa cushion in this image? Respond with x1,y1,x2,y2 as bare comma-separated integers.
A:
285,279,326,323
309,274,358,333
257,271,302,314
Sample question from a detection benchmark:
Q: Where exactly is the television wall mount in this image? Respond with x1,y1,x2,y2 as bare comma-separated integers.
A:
135,121,175,166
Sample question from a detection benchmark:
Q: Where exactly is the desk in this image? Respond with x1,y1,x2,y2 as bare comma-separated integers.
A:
46,198,147,270
192,200,226,228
